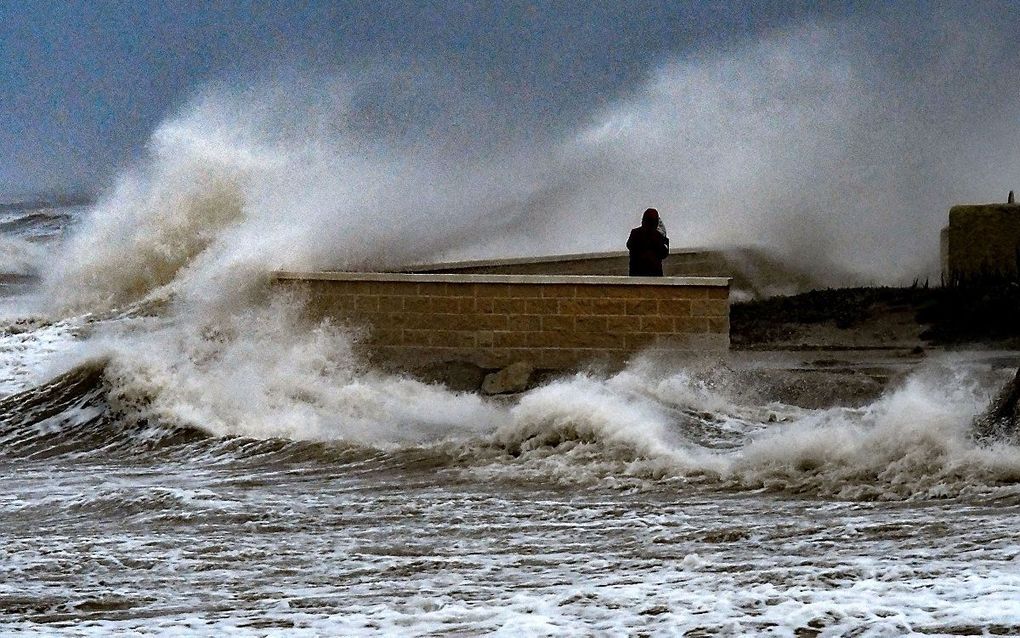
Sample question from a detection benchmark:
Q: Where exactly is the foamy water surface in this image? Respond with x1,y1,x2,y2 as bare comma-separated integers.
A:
4,48,1020,632
4,441,1020,635
2,300,1020,635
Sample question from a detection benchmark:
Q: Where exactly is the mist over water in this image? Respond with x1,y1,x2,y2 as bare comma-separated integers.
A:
18,7,1020,493
31,11,1020,314
5,8,1020,635
8,1,1016,513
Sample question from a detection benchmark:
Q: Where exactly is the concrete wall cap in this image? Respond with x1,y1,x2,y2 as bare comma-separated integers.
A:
395,247,719,273
274,271,731,287
949,203,1020,220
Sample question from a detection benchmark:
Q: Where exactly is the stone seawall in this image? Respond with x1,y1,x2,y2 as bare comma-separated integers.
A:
274,272,730,369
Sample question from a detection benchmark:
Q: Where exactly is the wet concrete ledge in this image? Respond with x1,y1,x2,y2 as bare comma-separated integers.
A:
275,270,730,287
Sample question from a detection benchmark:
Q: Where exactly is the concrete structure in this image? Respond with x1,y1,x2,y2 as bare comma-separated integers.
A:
397,249,715,276
941,203,1020,285
274,271,730,369
398,247,823,298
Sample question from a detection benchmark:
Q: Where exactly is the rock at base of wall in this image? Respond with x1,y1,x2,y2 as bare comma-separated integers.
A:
482,362,535,395
390,360,487,392
973,367,1020,444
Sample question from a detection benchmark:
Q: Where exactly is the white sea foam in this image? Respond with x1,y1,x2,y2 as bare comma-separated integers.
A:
455,362,1016,499
76,296,504,447
36,15,1020,317
52,297,1020,499
5,460,1020,636
0,236,46,276
0,317,80,397
7,13,1020,636
727,364,1020,499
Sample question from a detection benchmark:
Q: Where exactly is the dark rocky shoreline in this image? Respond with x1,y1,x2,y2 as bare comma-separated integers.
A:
731,284,1020,350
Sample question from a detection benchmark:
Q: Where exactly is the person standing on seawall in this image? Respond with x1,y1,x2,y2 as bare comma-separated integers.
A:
626,207,669,276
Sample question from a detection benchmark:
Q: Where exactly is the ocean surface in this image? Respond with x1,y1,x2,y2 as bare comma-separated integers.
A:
2,200,1020,637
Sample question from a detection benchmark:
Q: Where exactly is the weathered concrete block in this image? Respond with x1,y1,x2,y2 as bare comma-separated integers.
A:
640,316,674,333
559,298,594,314
606,315,642,332
692,299,728,317
942,203,1020,284
541,315,574,332
659,299,692,315
575,315,608,332
625,299,658,315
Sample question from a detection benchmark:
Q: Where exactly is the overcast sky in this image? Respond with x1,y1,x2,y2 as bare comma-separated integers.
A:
5,0,1020,285
1,0,882,199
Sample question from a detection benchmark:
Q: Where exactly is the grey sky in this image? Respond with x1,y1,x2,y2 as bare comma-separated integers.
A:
1,0,861,199
8,1,1020,285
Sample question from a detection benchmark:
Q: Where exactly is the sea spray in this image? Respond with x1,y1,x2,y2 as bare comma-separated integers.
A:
38,16,1020,318
37,75,566,315
2,14,1015,508
0,236,47,278
468,361,1020,498
78,297,501,445
39,128,252,313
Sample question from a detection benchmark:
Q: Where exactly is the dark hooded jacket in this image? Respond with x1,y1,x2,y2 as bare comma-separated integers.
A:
627,209,669,276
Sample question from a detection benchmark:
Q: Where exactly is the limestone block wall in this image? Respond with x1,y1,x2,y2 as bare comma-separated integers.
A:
942,204,1020,285
274,272,730,369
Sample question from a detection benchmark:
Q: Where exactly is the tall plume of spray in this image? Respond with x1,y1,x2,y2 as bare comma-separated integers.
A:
550,13,1020,284
23,8,1020,466
42,11,1020,314
40,70,565,312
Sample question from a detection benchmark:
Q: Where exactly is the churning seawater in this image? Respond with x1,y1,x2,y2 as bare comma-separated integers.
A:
5,65,1020,636
3,143,1020,635
3,339,1020,636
